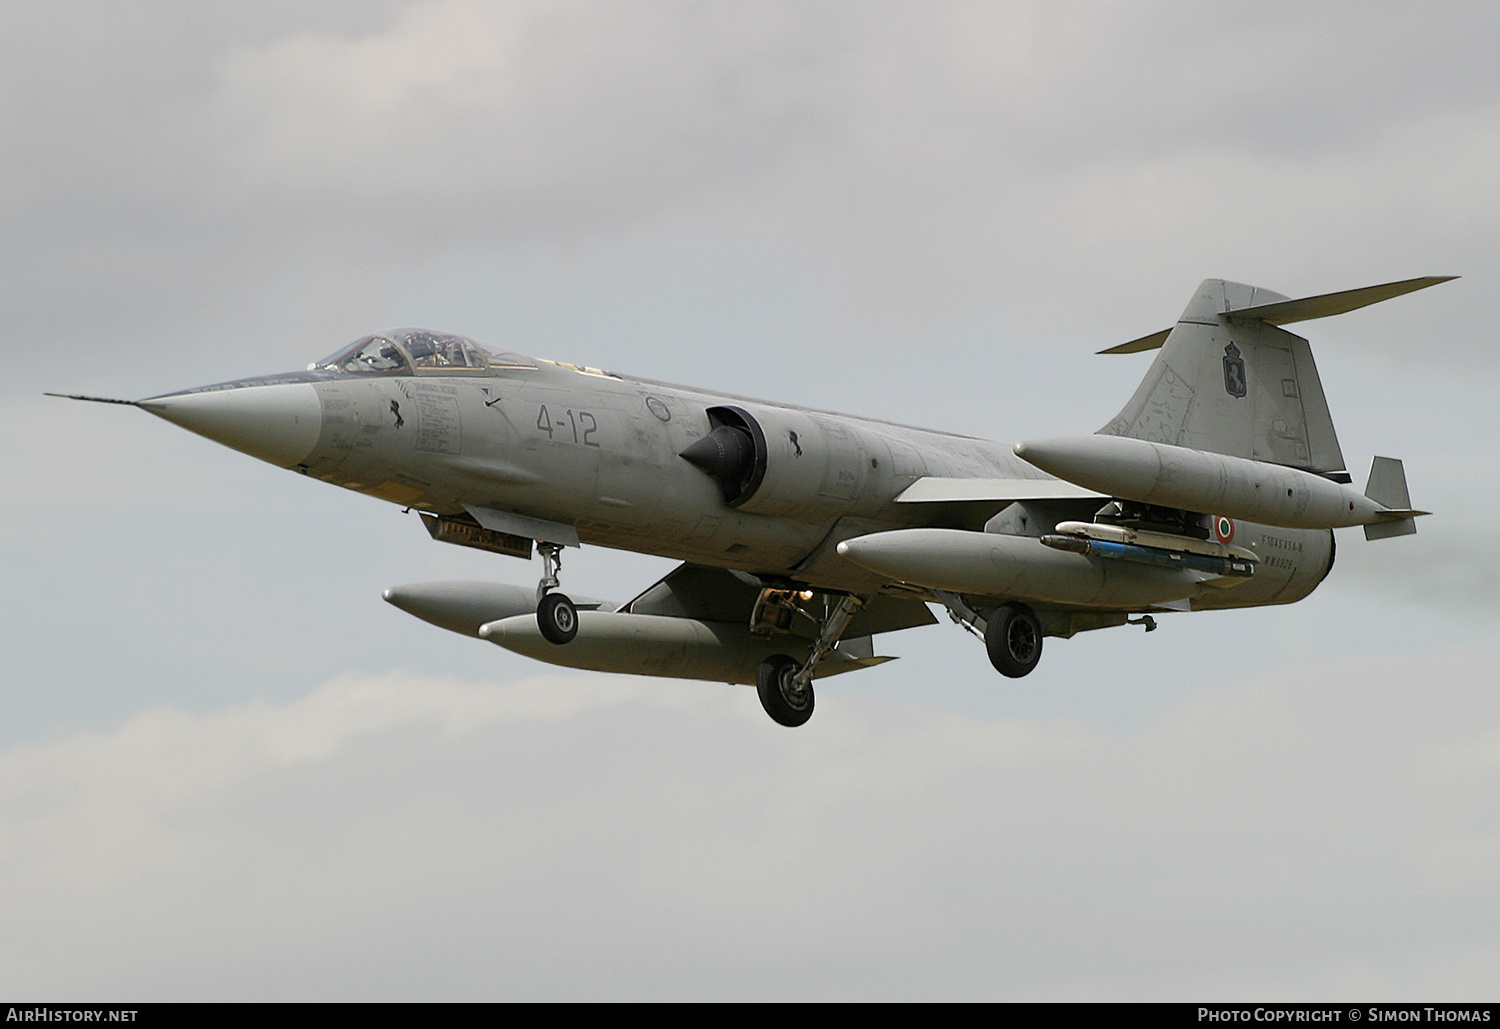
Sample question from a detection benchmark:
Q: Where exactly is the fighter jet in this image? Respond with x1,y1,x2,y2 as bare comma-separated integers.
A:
53,277,1447,726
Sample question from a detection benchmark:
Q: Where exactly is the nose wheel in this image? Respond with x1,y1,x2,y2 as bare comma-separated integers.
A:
535,542,578,645
537,591,578,644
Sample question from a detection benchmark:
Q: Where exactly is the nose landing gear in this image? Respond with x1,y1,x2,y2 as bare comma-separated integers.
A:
534,542,578,644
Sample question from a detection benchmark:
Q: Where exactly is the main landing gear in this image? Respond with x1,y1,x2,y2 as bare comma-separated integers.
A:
984,602,1042,678
754,592,867,728
757,654,812,727
534,542,577,644
932,591,1044,679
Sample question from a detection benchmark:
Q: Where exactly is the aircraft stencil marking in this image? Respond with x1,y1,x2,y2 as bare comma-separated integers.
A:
50,278,1450,726
1223,342,1247,398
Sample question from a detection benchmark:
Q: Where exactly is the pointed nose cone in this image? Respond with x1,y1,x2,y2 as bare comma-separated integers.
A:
139,383,322,467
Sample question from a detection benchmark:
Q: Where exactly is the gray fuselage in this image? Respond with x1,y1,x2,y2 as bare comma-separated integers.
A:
147,349,1332,613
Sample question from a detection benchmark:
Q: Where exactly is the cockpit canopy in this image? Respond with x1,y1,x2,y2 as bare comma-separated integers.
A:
310,328,537,376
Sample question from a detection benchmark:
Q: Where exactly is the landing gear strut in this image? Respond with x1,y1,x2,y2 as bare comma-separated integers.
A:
534,542,577,645
754,592,867,727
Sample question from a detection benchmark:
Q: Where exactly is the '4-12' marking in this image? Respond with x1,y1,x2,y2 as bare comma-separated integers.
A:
536,404,600,447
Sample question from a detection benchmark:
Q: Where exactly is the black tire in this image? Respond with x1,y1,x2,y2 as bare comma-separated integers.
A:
985,602,1042,678
756,654,814,727
537,592,578,645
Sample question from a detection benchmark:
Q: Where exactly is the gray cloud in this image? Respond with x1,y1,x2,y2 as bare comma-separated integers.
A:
2,658,1497,1000
6,2,1498,355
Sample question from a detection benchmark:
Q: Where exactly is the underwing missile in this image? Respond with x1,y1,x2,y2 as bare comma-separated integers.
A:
1042,519,1257,579
1039,533,1255,578
836,528,1201,607
1013,435,1422,530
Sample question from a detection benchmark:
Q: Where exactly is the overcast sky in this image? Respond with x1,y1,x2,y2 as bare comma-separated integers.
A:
3,0,1498,1001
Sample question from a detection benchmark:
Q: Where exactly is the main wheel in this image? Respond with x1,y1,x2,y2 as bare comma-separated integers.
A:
985,602,1042,677
756,654,814,727
537,592,578,644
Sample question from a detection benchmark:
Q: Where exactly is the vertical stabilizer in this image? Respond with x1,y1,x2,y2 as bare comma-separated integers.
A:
1099,279,1347,477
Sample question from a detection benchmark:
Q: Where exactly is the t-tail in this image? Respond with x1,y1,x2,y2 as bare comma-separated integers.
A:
1092,276,1452,538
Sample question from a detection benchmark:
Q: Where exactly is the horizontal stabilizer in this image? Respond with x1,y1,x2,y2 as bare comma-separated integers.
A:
895,476,1104,503
1226,276,1456,326
1098,276,1456,354
1097,329,1171,356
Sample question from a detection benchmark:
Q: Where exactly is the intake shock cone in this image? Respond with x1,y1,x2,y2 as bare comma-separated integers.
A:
680,425,756,504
